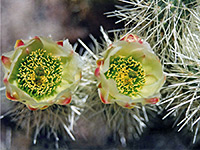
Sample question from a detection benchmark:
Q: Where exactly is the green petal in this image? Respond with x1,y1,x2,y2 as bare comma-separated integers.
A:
62,54,82,84
39,37,69,57
139,76,164,97
114,41,149,57
101,46,122,73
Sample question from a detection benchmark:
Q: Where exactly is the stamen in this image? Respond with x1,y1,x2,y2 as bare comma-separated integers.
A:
105,55,145,97
17,49,63,100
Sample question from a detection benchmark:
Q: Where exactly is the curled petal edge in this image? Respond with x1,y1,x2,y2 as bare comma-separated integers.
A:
124,103,135,109
27,105,38,111
98,89,112,104
57,41,63,46
145,97,159,104
94,67,100,78
96,59,104,67
58,96,72,105
1,56,11,68
120,34,143,44
14,40,25,48
6,91,18,101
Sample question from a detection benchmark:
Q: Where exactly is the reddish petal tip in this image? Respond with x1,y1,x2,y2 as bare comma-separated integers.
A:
120,34,143,44
99,92,110,104
57,41,63,46
14,40,24,48
60,96,72,105
3,78,8,85
27,105,38,111
145,97,159,104
96,59,104,67
34,36,40,40
1,56,11,68
97,83,102,88
6,91,17,101
94,67,100,77
41,105,49,110
124,103,134,109
124,103,130,108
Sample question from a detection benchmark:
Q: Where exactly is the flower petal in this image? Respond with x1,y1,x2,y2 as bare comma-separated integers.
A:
1,56,11,68
55,88,73,105
27,105,38,111
145,97,159,104
57,41,63,46
116,101,135,109
94,67,100,77
58,96,72,105
96,59,104,67
120,34,143,44
39,37,69,57
101,46,122,73
6,91,18,101
98,88,112,104
40,105,49,110
14,40,25,48
3,78,9,85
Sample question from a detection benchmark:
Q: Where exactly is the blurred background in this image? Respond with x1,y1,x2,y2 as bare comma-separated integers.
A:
0,0,200,150
1,0,121,51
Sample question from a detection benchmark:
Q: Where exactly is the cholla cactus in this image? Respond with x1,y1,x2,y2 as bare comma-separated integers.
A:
107,0,200,144
1,36,82,110
160,24,200,143
0,101,82,148
106,0,199,61
79,28,165,144
0,37,84,148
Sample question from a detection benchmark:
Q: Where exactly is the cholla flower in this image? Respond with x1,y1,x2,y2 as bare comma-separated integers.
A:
1,36,82,110
94,34,165,108
0,37,84,148
78,28,164,145
106,0,199,61
160,25,200,143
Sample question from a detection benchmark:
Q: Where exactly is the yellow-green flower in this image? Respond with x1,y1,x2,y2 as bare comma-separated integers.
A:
1,36,82,110
95,34,165,108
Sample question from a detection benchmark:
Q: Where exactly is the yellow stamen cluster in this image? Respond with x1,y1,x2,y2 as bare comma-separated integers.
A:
105,55,145,97
17,49,63,100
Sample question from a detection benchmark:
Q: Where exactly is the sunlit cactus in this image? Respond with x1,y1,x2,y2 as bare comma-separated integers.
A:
107,0,200,144
160,24,200,143
106,0,199,61
0,101,83,148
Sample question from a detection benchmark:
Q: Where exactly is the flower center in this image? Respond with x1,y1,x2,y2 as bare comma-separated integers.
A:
17,49,63,100
105,55,145,97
